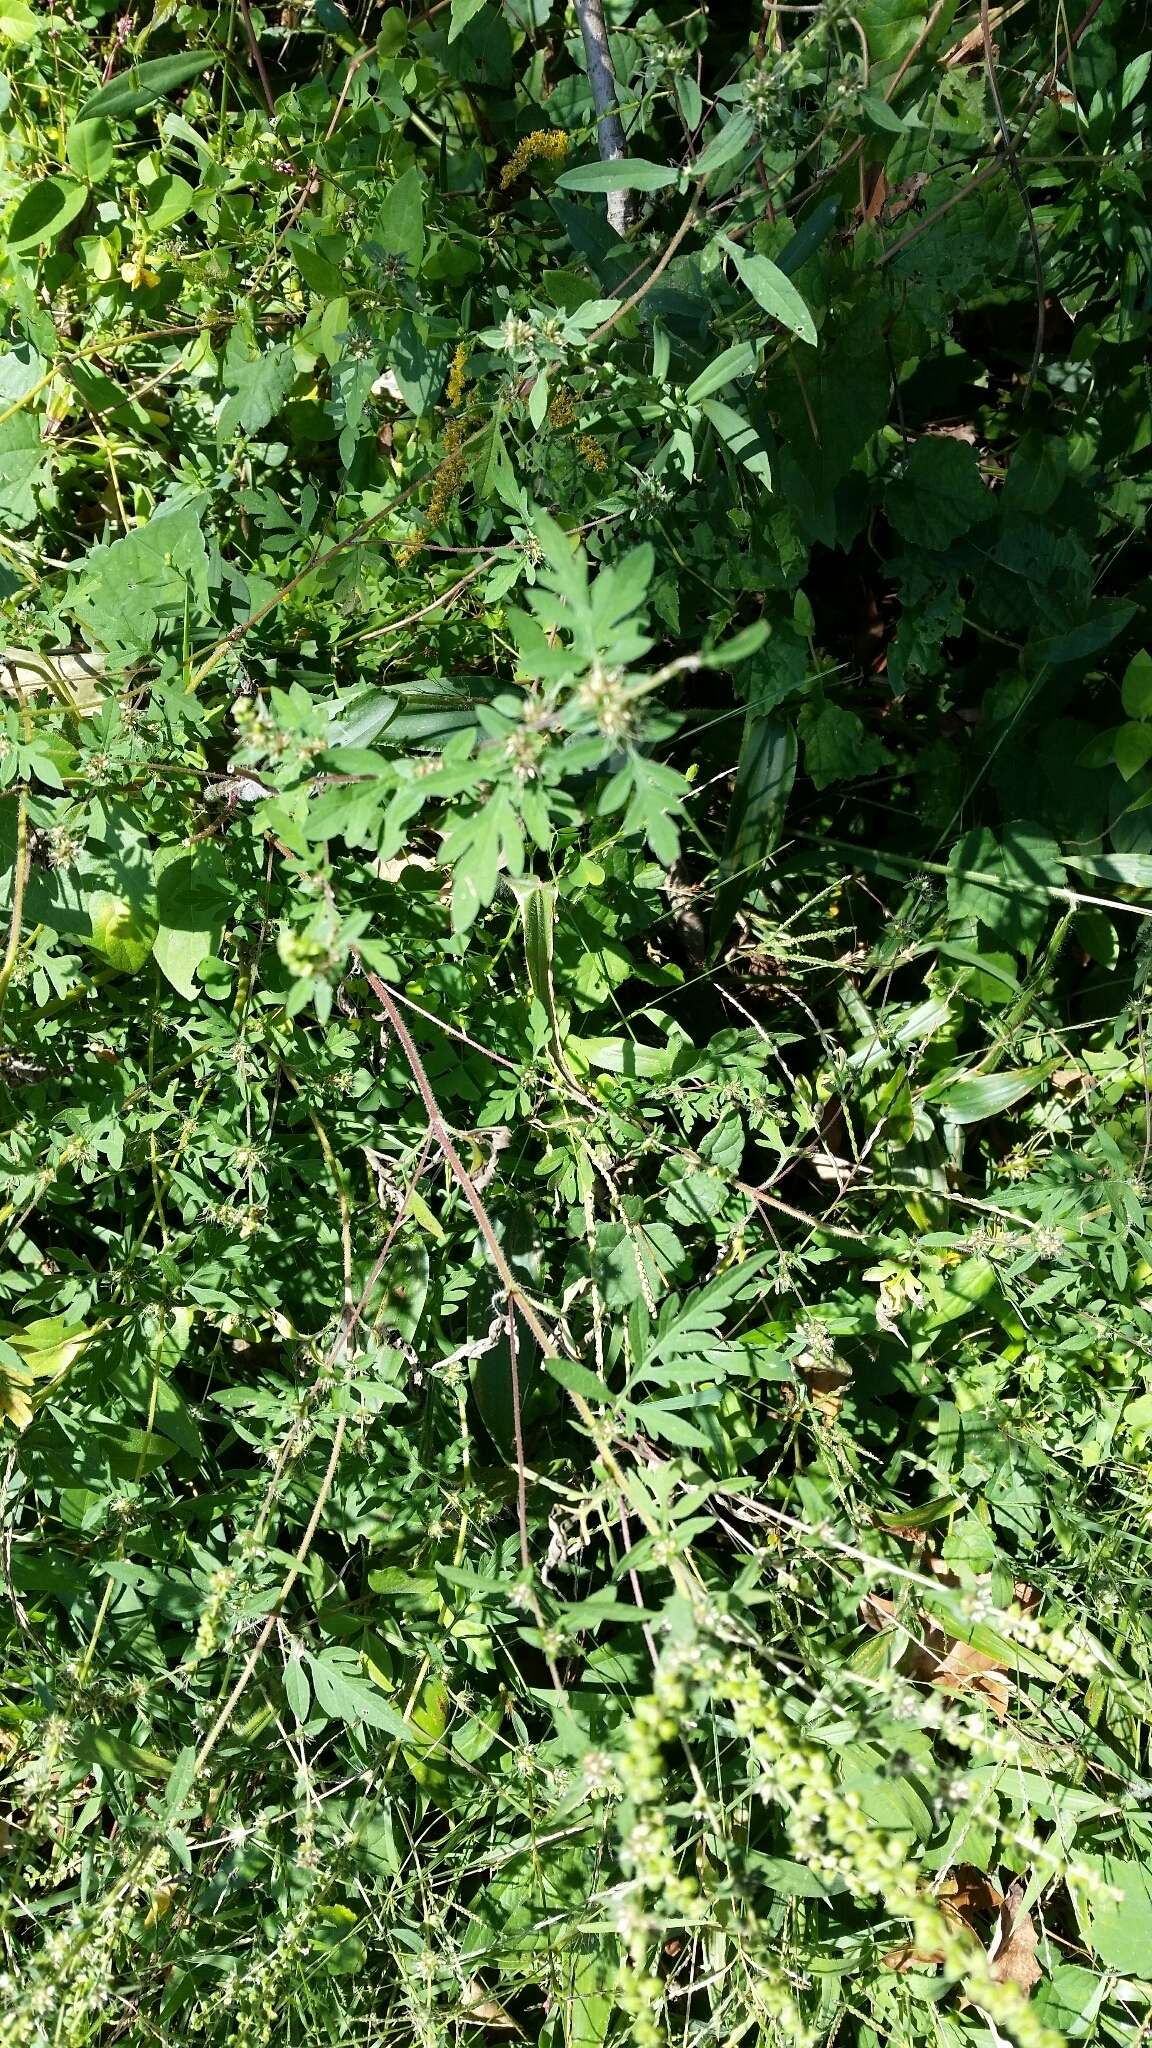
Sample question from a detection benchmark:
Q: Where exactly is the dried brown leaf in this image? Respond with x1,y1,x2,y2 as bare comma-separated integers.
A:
859,1592,1014,1715
942,1,1023,67
862,1592,899,1633
928,1636,1012,1719
460,1979,521,2031
882,1939,946,1972
939,1864,1004,1926
795,1349,851,1424
988,1880,1043,1994
882,1866,1003,1972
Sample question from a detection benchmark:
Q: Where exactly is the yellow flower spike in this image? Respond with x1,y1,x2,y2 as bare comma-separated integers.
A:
499,127,569,190
446,341,470,409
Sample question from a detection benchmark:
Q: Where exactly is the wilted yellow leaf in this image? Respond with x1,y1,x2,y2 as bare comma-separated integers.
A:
0,1370,33,1432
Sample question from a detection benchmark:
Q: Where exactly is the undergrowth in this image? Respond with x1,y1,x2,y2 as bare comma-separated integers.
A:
1,2,1152,2045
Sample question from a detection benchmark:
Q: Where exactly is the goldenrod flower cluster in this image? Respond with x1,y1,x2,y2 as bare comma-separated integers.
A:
547,390,610,471
396,417,472,567
577,431,608,472
499,127,569,190
446,340,470,409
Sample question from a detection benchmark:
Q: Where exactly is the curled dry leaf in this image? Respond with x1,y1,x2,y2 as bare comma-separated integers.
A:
861,1593,1013,1717
884,1864,1046,1993
792,1344,852,1424
924,1634,1013,1719
0,646,105,712
988,1879,1043,1993
460,1980,520,2031
882,1938,948,1972
882,1868,1044,1999
942,1,1024,68
862,1567,1039,1720
883,1862,1005,1971
942,1865,1005,1924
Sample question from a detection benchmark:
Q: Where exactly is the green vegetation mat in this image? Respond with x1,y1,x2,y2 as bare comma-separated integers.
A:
1,1,1152,2043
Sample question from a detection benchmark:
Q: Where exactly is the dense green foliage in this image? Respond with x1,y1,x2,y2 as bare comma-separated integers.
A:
2,1,1152,2043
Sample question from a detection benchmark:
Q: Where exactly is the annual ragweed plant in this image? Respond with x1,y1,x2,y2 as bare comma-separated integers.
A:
1,2,1152,2046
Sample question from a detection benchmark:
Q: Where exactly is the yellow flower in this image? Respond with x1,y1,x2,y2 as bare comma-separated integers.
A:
395,528,428,569
426,416,471,527
120,252,160,291
446,341,470,409
499,127,569,190
398,417,474,566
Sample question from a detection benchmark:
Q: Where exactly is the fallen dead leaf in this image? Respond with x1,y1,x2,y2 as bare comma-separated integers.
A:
941,1864,1005,1924
793,1345,852,1424
927,1634,1013,1719
862,164,887,226
861,1594,1013,1717
882,1938,946,1972
460,1979,521,2031
862,1562,1041,1720
143,1883,178,1928
0,647,105,713
882,1864,1004,1971
988,1879,1043,1993
942,1,1026,67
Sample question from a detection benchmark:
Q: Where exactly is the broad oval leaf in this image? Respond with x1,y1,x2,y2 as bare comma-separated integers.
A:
1114,720,1152,781
858,89,910,133
556,158,678,193
1121,648,1152,719
694,109,756,177
1068,853,1152,889
283,1650,311,1725
448,0,486,40
65,119,114,183
568,1034,676,1078
700,396,772,486
305,1651,411,1738
1075,1857,1152,1976
710,714,795,949
544,1353,612,1404
7,178,87,252
775,195,840,275
146,172,195,233
88,889,158,974
0,0,38,43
